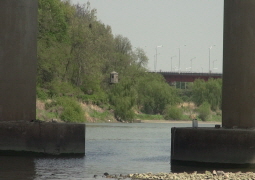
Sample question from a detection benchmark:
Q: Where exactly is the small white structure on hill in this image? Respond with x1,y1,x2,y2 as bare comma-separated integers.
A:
110,71,118,84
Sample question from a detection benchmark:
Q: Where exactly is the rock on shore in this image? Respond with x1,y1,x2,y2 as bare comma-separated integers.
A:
103,171,255,180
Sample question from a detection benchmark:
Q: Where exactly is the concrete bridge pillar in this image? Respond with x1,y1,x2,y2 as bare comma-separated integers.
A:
171,0,255,165
0,1,85,155
0,0,37,121
222,0,255,128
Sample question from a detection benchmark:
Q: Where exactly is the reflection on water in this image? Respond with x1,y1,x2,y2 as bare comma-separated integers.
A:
2,122,255,180
0,156,35,180
34,157,86,180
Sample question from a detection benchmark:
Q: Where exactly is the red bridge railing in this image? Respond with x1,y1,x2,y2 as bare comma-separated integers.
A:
155,71,222,83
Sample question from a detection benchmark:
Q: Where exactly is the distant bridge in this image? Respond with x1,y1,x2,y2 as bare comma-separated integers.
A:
157,72,222,83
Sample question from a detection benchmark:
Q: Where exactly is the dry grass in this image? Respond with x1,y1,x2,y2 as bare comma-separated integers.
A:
36,99,116,123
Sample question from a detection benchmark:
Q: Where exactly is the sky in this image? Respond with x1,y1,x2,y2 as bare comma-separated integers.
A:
71,0,224,73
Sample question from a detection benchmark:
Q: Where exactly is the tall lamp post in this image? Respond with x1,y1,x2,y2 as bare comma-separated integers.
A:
213,59,217,72
209,45,215,73
178,45,186,73
190,57,196,72
154,54,160,72
171,56,176,72
155,45,163,72
154,54,156,72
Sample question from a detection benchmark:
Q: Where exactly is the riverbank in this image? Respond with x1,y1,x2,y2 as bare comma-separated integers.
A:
103,171,255,179
37,100,222,124
141,120,221,124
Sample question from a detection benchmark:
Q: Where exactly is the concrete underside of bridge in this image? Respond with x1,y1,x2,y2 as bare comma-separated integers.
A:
0,1,85,155
171,0,255,165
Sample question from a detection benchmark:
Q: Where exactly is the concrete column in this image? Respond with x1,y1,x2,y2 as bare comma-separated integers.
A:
222,0,255,128
0,1,37,121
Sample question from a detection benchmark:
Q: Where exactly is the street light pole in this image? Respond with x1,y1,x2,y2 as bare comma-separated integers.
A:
209,45,215,73
155,45,162,72
178,45,186,73
178,48,180,73
171,56,176,72
213,59,217,72
154,54,156,72
190,57,196,72
213,59,217,69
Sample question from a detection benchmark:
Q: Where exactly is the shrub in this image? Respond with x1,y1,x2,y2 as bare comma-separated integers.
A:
36,87,49,100
48,81,83,98
134,113,164,120
78,91,108,105
191,78,222,111
57,97,85,122
163,105,183,120
46,97,85,122
36,109,57,121
109,78,136,122
112,96,135,122
137,74,181,114
197,102,211,121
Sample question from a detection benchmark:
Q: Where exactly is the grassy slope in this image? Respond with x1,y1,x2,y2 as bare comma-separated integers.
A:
36,100,221,123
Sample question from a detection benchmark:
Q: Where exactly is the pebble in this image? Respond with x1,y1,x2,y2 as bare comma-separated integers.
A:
99,171,255,180
104,172,109,176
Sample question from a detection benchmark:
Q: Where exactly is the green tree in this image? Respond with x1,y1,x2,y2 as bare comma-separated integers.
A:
197,102,211,121
113,35,133,74
109,78,137,122
131,47,148,69
45,97,85,122
191,78,222,110
163,105,183,120
36,0,185,122
37,0,73,86
136,73,180,114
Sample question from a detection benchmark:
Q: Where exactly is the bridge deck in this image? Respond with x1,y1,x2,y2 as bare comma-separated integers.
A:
155,72,222,83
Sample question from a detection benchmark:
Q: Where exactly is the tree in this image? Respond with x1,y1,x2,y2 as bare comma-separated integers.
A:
136,73,180,114
109,78,137,122
163,105,183,120
113,35,133,74
191,78,222,110
131,47,148,69
197,102,211,121
36,0,183,122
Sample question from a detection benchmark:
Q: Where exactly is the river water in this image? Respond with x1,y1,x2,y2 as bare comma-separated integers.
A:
1,122,254,180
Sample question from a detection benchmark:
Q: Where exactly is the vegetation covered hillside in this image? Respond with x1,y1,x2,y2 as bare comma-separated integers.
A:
36,0,222,123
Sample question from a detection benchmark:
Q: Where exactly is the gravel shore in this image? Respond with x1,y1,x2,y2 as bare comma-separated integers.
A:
103,171,255,180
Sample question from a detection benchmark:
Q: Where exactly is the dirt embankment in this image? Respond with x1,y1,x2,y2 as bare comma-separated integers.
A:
36,99,117,123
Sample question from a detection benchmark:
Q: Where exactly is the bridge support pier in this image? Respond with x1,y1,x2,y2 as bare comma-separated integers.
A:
0,0,85,155
171,0,255,166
